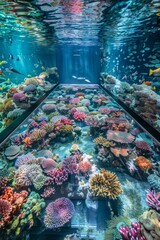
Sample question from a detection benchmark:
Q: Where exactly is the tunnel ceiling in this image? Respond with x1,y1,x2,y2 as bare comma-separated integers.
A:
0,0,159,46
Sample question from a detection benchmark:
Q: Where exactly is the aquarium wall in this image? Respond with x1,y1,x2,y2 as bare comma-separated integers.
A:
100,0,160,132
56,45,101,84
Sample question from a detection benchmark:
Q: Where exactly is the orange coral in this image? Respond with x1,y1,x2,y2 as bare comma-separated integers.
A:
23,137,32,147
79,161,92,173
136,156,152,171
110,147,129,157
0,187,28,226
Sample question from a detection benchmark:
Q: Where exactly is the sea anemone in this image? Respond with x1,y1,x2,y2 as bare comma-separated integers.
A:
44,197,75,229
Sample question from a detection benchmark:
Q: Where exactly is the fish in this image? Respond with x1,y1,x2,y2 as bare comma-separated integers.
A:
41,66,45,70
0,60,7,66
0,69,5,76
9,54,14,60
34,64,39,68
8,78,10,83
5,68,25,76
143,81,152,86
84,79,91,83
149,68,160,76
27,74,31,77
16,57,20,61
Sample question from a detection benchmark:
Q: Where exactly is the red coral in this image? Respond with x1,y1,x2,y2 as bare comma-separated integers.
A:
0,187,28,215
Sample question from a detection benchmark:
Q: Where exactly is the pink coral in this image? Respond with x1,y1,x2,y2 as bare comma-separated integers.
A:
79,161,92,173
70,98,80,104
0,199,12,228
73,111,87,121
41,187,55,198
44,197,75,229
119,222,146,240
62,156,79,174
146,190,160,211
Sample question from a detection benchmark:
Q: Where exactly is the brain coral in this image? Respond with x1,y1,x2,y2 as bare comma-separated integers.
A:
44,197,75,229
89,169,123,199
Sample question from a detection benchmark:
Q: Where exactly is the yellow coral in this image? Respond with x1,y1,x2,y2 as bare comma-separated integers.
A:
89,169,123,199
59,124,73,133
94,136,115,147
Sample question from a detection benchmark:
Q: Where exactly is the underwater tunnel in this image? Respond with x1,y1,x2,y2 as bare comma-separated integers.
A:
0,1,160,240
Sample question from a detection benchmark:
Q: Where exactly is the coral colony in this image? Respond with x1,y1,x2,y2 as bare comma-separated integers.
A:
0,85,160,240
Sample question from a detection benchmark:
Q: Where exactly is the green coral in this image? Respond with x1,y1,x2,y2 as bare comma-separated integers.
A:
105,216,131,240
6,192,45,238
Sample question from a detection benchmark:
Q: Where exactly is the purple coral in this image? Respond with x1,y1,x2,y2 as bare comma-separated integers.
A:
42,104,56,114
146,190,160,211
13,93,27,103
44,197,75,229
47,167,68,185
135,141,152,152
85,116,103,127
15,153,36,167
62,156,79,174
119,222,146,240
